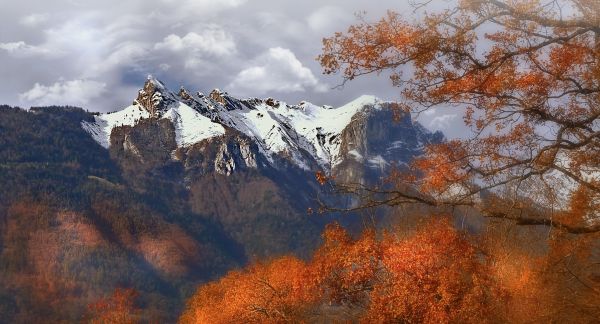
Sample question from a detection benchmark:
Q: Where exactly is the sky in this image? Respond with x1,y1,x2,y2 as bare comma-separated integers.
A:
0,0,464,137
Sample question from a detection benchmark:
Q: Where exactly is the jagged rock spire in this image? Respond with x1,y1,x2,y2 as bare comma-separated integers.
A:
134,75,173,117
178,86,192,101
209,89,226,105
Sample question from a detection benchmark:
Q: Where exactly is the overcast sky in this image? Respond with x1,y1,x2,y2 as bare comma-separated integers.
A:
0,0,464,137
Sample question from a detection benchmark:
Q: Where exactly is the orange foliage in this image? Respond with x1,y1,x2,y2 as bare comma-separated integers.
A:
311,223,381,306
482,221,600,322
180,219,508,323
136,224,201,276
365,221,499,323
179,256,319,323
319,0,600,231
86,288,140,324
412,140,469,193
181,218,600,323
315,170,331,185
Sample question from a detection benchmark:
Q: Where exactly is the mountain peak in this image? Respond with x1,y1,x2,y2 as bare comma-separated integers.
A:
82,78,440,174
209,89,226,105
145,74,165,87
178,86,192,101
135,76,175,116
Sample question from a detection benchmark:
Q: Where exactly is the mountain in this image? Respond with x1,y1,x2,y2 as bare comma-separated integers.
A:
80,76,443,258
0,77,442,322
82,76,442,182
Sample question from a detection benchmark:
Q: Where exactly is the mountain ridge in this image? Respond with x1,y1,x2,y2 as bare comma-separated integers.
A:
82,76,442,177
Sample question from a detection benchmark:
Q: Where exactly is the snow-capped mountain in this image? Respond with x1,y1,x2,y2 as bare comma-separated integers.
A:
82,76,443,178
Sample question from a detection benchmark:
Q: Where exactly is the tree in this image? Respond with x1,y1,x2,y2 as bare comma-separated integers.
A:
319,0,600,234
180,218,507,323
363,219,503,323
179,256,321,323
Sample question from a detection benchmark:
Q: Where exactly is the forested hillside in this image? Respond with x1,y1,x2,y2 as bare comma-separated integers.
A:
0,106,242,322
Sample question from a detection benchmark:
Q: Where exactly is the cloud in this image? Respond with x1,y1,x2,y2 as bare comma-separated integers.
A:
19,13,49,27
154,28,236,57
152,27,237,73
43,17,114,58
228,47,327,95
428,114,458,130
0,0,432,113
158,0,246,15
307,6,352,32
19,79,107,107
0,41,54,58
93,41,150,74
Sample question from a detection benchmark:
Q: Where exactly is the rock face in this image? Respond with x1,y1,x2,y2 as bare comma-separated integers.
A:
134,76,176,117
333,108,444,184
177,131,262,177
110,118,177,167
83,76,442,186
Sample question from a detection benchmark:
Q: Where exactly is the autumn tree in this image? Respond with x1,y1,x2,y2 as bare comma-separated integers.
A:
180,218,506,323
364,219,504,323
179,256,321,323
319,0,600,234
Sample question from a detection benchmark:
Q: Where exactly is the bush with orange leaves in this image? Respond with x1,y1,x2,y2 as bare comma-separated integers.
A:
365,221,504,323
487,219,600,323
180,219,508,323
179,256,320,323
85,288,140,324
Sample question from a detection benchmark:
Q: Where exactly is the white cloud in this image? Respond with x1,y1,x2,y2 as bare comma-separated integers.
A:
43,18,112,57
92,41,149,74
0,0,417,111
150,0,247,22
254,12,308,42
19,13,49,27
159,0,246,14
0,41,54,58
34,15,150,77
19,79,107,107
152,27,237,73
228,47,327,95
154,28,236,56
307,6,352,32
428,114,458,130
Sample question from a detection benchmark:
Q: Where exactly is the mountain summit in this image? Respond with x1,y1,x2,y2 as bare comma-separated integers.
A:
82,76,443,178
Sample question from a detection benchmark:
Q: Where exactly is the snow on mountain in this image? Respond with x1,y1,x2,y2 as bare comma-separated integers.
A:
81,76,407,172
212,94,383,169
82,104,150,148
163,102,225,147
274,95,383,168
